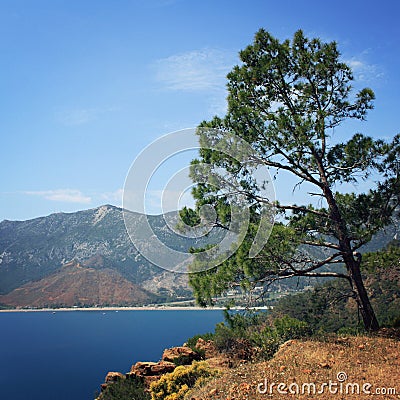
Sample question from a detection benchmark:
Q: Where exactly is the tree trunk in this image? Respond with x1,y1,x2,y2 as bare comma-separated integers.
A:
344,254,380,332
320,181,380,332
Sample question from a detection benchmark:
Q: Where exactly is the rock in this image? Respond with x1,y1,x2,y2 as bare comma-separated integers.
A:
100,372,125,392
128,360,177,388
99,345,200,394
318,362,332,369
130,360,176,377
150,361,176,375
130,361,158,376
105,371,124,383
100,383,108,392
195,338,218,358
162,346,201,363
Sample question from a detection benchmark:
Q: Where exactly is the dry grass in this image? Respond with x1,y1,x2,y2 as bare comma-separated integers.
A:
187,335,400,399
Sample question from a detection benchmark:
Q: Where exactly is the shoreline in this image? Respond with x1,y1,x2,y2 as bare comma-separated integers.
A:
0,305,272,313
0,305,225,313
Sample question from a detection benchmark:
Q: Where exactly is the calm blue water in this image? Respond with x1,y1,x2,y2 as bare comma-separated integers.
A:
0,310,223,400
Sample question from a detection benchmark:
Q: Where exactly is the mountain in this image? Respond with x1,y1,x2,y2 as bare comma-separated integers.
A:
0,260,153,308
0,205,398,308
0,205,207,307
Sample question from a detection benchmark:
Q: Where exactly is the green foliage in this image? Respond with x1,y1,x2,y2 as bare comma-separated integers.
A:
188,223,298,306
196,311,259,354
250,315,311,359
362,242,400,327
207,310,310,360
273,281,359,333
213,321,239,352
337,326,365,336
273,242,400,330
186,27,400,331
186,332,215,349
99,375,150,400
171,354,200,367
391,316,400,328
149,361,218,400
362,241,400,273
185,332,214,359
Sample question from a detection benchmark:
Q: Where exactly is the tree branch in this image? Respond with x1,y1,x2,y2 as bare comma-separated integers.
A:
301,239,341,251
275,204,330,218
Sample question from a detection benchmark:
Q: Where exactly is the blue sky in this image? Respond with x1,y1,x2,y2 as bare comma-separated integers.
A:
1,0,399,221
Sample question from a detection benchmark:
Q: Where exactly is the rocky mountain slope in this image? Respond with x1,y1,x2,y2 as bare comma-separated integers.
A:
0,260,153,308
0,205,398,308
0,205,203,307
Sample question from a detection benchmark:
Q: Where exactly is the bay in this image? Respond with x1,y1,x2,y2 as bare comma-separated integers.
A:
0,309,223,400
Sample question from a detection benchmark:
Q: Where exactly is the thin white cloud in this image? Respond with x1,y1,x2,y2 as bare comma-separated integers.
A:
56,109,98,126
154,48,237,92
55,106,117,126
24,189,92,204
101,189,124,206
346,57,384,83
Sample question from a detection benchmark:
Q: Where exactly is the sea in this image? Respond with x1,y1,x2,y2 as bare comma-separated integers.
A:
0,309,224,400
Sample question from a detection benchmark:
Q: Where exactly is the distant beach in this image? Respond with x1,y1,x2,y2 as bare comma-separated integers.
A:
0,305,224,312
0,305,272,312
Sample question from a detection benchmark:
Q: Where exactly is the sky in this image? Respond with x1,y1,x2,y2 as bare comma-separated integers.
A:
1,0,399,221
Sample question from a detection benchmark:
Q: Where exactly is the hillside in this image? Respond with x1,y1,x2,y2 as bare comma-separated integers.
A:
271,242,400,331
0,205,199,307
188,334,399,399
0,260,153,308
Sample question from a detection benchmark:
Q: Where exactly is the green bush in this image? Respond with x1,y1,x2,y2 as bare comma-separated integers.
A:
207,311,310,360
249,315,311,359
98,375,150,400
272,243,400,332
186,332,214,349
337,326,364,336
273,315,311,340
213,321,238,352
185,332,214,359
172,353,199,366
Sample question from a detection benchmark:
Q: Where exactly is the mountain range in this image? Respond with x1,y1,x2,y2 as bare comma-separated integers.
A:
0,205,202,308
0,204,398,308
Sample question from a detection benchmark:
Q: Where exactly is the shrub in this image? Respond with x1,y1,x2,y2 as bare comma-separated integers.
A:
273,315,311,340
337,326,364,336
149,361,218,400
172,353,198,366
195,311,310,360
249,316,311,359
98,374,150,400
186,332,214,349
213,321,238,352
391,315,400,328
185,332,214,359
